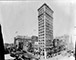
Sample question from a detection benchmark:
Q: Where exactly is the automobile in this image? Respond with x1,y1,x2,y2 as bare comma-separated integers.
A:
31,58,39,60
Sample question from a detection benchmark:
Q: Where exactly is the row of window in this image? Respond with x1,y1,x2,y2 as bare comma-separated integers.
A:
38,28,52,33
41,49,44,51
46,43,53,46
46,27,53,31
45,12,53,20
39,36,53,40
46,30,53,33
46,22,51,26
38,18,44,22
39,35,44,37
38,16,53,25
46,40,52,42
38,7,44,16
38,34,44,37
39,30,44,34
39,39,44,42
46,28,53,32
38,27,44,31
38,24,53,30
38,7,53,18
38,28,44,32
38,25,53,31
38,28,52,34
46,21,53,27
39,37,44,40
38,32,53,36
40,46,45,49
38,13,53,23
38,14,53,23
39,42,45,45
38,34,44,36
46,25,53,30
39,33,44,36
38,12,44,16
38,23,44,26
46,37,52,40
46,37,53,40
46,36,52,39
38,33,53,37
38,20,53,27
46,33,53,36
45,8,53,17
38,13,44,19
45,5,53,13
45,11,53,19
46,30,53,34
38,35,44,39
45,18,53,25
38,20,44,24
38,25,44,29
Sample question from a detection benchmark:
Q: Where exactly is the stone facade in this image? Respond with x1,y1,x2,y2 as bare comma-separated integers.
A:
38,3,53,59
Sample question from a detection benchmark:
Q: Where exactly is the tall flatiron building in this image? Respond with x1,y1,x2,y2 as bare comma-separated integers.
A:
38,3,53,59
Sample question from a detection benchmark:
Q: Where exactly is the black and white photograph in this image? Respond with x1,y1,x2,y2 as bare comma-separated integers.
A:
0,0,75,60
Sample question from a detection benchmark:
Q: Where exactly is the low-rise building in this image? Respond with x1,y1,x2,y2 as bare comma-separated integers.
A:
23,36,31,51
54,34,74,56
55,34,70,50
34,42,39,52
14,35,32,50
14,35,38,52
31,36,38,43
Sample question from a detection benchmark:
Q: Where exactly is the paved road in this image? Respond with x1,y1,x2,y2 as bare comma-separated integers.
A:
40,55,75,60
5,54,15,60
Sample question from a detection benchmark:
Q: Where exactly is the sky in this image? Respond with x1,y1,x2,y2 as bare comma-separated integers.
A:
0,0,76,43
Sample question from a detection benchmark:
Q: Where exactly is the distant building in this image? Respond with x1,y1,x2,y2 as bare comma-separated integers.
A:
55,34,74,52
38,3,53,59
31,36,38,49
23,36,31,51
14,35,31,50
14,35,38,52
4,43,10,48
53,39,59,48
14,35,24,46
31,36,38,42
55,35,69,49
33,41,39,53
4,43,14,49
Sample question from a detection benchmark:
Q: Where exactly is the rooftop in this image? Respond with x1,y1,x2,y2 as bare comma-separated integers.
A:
38,3,54,13
15,35,31,39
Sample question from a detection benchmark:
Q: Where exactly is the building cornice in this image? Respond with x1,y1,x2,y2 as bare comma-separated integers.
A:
38,3,54,13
